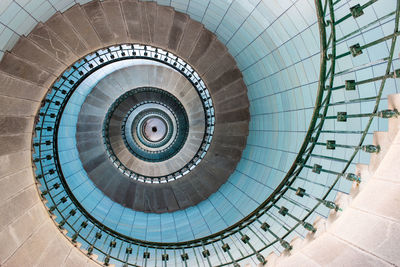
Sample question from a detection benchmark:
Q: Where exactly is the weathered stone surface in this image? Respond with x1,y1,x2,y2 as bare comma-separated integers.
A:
0,71,45,101
0,116,33,135
301,233,392,267
177,19,203,60
189,28,216,65
351,179,400,223
82,1,114,46
45,12,88,57
0,203,47,265
0,52,54,87
101,0,129,44
195,37,227,75
0,96,38,117
121,0,142,42
215,121,250,136
140,2,156,44
0,134,31,156
0,151,31,178
2,220,60,267
0,186,39,231
28,23,77,65
0,168,34,204
203,52,237,84
168,12,189,52
217,94,250,112
218,108,250,123
153,5,174,48
208,67,243,95
63,5,102,51
12,37,66,75
331,208,400,266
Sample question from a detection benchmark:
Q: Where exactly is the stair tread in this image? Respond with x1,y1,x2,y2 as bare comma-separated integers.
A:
121,0,142,43
45,12,88,57
63,5,102,51
168,11,189,52
101,0,129,44
177,19,203,60
28,23,76,65
153,5,174,48
0,52,54,87
82,1,115,46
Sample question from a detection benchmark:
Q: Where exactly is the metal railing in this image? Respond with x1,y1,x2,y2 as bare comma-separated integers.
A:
32,1,399,266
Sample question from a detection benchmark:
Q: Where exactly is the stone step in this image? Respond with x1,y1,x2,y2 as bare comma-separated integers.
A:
167,11,189,53
369,131,390,173
207,67,243,95
0,95,38,117
45,12,88,57
0,52,54,88
101,0,129,44
176,19,204,61
203,52,237,88
0,71,45,102
217,92,250,113
0,116,33,136
27,23,77,66
195,37,227,76
217,107,250,123
188,28,216,68
82,1,115,47
213,79,248,105
387,93,400,142
153,5,175,49
215,121,249,137
11,37,66,75
141,2,157,45
121,0,142,43
265,252,279,267
63,4,102,52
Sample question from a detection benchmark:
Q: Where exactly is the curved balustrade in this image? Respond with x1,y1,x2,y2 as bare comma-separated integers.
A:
32,0,399,266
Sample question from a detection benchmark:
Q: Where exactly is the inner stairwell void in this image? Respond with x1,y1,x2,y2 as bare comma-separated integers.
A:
0,0,399,267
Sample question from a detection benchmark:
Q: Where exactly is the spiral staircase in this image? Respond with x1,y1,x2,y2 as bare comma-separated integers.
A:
0,0,399,266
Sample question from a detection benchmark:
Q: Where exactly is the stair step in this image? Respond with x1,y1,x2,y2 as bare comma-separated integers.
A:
387,93,400,143
45,12,88,57
27,23,76,66
188,28,216,66
101,1,129,44
213,79,248,105
121,0,142,43
177,19,204,60
168,11,189,53
218,108,250,123
141,2,157,44
215,121,249,137
153,5,174,49
0,71,44,101
63,5,102,52
208,67,243,95
196,38,228,76
11,37,66,76
0,52,54,87
265,252,279,267
203,52,238,89
369,131,390,173
82,1,115,47
217,92,250,112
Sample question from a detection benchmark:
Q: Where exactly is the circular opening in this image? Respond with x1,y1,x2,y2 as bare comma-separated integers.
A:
142,117,168,143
